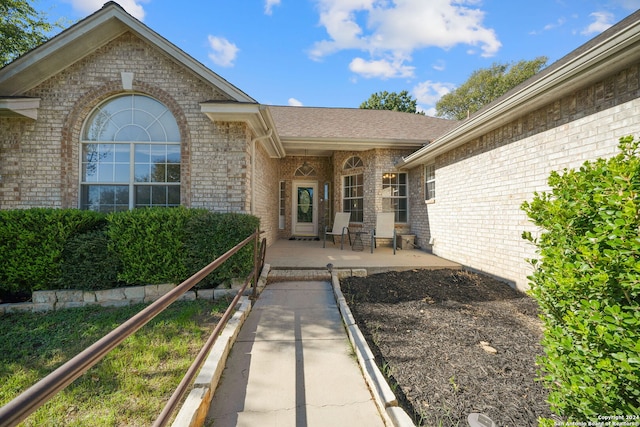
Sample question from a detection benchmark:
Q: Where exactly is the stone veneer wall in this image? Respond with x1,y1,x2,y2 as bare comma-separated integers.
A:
415,64,640,291
0,32,250,213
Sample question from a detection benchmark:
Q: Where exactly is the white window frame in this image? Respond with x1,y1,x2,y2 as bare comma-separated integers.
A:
382,172,408,223
343,173,364,223
425,164,436,202
79,94,181,212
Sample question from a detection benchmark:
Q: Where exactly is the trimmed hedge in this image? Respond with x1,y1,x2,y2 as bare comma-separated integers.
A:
0,208,106,293
522,135,640,422
183,211,260,288
0,207,260,295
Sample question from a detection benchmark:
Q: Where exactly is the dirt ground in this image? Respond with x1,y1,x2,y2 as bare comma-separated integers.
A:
340,268,561,427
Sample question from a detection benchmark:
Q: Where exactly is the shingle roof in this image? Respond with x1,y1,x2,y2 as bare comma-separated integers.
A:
268,106,458,143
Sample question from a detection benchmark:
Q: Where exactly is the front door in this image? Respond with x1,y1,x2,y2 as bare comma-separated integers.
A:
292,181,318,236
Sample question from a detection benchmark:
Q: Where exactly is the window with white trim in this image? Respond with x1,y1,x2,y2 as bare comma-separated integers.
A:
343,174,363,222
342,156,364,223
382,172,407,222
80,94,181,212
425,164,436,201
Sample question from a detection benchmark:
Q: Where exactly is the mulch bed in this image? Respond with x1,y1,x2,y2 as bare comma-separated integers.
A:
341,268,562,427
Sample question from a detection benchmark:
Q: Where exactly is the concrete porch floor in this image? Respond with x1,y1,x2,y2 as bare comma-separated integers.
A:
264,238,460,273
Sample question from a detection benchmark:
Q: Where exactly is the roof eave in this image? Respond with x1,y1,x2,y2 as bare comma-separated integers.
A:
398,15,640,170
0,97,41,119
200,102,285,158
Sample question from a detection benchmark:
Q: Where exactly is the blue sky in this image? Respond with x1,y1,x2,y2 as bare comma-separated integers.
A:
37,0,640,115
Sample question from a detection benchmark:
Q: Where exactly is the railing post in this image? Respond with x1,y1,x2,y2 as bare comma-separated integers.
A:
253,228,259,299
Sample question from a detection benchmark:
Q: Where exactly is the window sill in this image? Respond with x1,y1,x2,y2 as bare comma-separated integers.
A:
425,198,436,204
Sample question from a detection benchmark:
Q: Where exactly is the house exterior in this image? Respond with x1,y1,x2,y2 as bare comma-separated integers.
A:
2,2,640,291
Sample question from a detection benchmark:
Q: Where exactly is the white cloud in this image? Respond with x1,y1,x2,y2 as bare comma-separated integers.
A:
432,59,446,72
349,57,415,79
412,80,455,109
529,17,566,35
65,0,147,20
581,11,615,35
309,0,501,79
265,0,281,15
288,97,304,106
207,36,239,67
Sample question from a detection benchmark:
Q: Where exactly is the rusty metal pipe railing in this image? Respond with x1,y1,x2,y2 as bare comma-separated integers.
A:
0,230,261,427
153,267,255,427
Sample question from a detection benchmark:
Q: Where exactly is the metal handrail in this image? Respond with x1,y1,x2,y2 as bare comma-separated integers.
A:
0,229,264,427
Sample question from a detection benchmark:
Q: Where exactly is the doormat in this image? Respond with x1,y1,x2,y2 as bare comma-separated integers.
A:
289,236,320,241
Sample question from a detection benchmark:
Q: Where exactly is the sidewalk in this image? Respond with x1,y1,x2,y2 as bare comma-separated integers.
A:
205,280,388,427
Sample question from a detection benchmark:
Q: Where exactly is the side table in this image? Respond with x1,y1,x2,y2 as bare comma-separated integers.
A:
352,231,367,251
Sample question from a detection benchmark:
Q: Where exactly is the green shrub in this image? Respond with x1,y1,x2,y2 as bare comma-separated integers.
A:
105,207,206,285
0,208,106,293
58,229,121,290
183,211,260,288
522,135,640,420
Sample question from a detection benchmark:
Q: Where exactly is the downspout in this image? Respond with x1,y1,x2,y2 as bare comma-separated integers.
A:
250,129,273,215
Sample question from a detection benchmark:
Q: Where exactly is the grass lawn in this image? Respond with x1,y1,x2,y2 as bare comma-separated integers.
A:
0,298,230,426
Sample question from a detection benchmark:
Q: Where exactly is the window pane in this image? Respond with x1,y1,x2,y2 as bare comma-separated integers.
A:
135,164,151,182
134,144,151,162
81,185,128,213
135,186,151,206
381,172,407,223
168,185,180,205
152,186,167,205
167,163,180,182
166,145,180,163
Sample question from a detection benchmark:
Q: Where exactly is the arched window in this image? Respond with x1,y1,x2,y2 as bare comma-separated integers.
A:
343,156,363,222
343,156,363,169
80,94,181,212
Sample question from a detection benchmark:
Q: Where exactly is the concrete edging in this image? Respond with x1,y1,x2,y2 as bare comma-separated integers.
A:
170,263,270,427
331,270,416,427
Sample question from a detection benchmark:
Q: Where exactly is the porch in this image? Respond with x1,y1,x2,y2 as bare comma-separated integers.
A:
264,238,460,273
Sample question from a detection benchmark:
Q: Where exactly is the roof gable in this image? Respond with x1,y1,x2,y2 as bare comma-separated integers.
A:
0,2,254,102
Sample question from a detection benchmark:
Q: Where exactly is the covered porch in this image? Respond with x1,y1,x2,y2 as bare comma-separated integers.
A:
264,238,460,273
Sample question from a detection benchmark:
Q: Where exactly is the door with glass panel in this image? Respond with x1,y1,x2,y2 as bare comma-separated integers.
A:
292,181,318,236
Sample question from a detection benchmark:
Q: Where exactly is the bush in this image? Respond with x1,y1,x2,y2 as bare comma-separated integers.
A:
0,208,106,294
0,207,260,294
522,135,640,420
58,229,121,290
105,207,206,285
183,211,260,288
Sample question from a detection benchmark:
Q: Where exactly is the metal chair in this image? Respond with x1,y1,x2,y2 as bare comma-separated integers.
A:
371,212,396,254
323,212,351,250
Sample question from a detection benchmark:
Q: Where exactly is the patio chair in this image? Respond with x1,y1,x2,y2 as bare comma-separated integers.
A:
371,212,396,255
323,212,352,250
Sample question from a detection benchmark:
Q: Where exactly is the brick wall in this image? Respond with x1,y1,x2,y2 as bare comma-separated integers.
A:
0,32,259,218
252,141,279,245
413,64,640,291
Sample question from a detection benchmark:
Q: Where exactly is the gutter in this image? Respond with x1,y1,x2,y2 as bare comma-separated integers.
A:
396,14,640,169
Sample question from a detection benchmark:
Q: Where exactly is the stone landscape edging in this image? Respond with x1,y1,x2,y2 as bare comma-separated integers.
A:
332,271,416,427
0,284,250,315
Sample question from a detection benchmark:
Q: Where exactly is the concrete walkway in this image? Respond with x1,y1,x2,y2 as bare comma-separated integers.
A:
206,280,388,427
